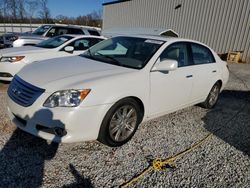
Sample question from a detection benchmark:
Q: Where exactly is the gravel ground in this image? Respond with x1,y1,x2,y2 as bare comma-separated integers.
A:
0,63,249,188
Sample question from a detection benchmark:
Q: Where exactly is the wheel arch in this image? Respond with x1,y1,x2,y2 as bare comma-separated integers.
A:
97,96,145,146
126,96,145,123
216,79,223,91
112,96,145,123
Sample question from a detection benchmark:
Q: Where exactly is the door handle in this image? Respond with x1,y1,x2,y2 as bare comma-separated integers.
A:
212,70,217,73
186,75,193,78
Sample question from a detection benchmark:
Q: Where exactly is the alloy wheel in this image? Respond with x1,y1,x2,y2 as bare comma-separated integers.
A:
109,105,138,142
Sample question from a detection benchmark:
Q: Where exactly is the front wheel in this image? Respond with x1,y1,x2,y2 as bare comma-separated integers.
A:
98,98,142,147
200,82,221,109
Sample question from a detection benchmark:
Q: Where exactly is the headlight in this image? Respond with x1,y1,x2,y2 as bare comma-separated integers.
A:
43,89,91,108
0,56,25,63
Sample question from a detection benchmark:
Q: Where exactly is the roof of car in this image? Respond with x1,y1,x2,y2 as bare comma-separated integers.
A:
113,34,210,47
60,34,106,39
45,24,101,31
102,27,179,38
112,34,179,41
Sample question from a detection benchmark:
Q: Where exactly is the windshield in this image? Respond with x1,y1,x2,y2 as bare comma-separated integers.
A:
81,36,164,69
36,35,73,49
32,25,51,35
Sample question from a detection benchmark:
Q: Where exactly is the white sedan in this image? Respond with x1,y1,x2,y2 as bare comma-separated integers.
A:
0,35,105,81
7,35,229,147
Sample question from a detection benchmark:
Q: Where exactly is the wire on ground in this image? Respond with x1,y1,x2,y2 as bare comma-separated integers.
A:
120,68,250,188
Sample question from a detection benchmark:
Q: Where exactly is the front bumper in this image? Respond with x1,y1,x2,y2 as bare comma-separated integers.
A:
7,94,113,143
0,61,25,81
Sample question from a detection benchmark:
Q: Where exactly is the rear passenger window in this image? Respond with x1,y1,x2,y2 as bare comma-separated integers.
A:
57,28,68,35
191,43,215,64
160,42,189,67
68,28,84,35
88,30,100,36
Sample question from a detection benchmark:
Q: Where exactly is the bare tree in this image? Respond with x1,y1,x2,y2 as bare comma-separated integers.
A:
25,0,39,29
0,0,102,27
0,0,10,23
17,0,26,21
7,0,17,19
38,0,51,23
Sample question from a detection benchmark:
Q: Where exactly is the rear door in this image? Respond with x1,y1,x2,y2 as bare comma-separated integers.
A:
150,42,194,116
188,42,219,102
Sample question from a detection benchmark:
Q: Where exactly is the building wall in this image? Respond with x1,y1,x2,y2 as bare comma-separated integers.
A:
103,0,250,62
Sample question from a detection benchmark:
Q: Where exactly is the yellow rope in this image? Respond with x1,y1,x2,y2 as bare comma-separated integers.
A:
120,133,213,188
120,68,250,188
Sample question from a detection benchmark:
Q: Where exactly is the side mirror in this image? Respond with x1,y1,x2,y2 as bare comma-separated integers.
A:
64,46,74,53
152,59,178,72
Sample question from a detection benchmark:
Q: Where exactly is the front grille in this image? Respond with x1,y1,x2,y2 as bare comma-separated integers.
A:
8,75,45,107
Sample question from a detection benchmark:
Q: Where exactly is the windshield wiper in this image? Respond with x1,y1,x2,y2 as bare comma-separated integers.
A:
95,52,121,66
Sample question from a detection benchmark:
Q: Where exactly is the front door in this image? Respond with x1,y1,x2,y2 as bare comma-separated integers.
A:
150,42,193,116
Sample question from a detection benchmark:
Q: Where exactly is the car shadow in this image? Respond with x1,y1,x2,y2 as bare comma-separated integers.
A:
202,89,250,156
0,109,63,187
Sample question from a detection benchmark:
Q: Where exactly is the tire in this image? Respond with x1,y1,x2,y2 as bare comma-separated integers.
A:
98,98,143,147
200,82,221,109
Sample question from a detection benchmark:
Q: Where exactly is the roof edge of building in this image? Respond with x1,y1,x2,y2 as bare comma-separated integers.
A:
103,0,132,6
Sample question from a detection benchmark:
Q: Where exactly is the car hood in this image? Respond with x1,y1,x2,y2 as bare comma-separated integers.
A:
0,46,48,56
17,56,135,90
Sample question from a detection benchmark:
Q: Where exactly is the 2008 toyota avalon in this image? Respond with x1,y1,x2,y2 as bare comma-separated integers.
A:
7,35,229,147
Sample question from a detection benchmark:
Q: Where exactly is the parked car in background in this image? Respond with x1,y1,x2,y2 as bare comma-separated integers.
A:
7,35,229,147
0,35,105,81
1,24,101,48
0,33,19,48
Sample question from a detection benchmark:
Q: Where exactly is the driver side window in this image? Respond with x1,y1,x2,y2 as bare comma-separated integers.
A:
72,39,91,51
46,27,56,37
160,42,189,67
65,39,89,51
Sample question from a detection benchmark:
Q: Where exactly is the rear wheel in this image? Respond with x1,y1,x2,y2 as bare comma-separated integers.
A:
200,82,221,109
98,98,142,147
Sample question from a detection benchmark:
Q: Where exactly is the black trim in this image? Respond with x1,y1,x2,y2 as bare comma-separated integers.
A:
36,125,67,137
103,0,131,6
0,72,13,77
186,42,194,66
14,114,27,126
